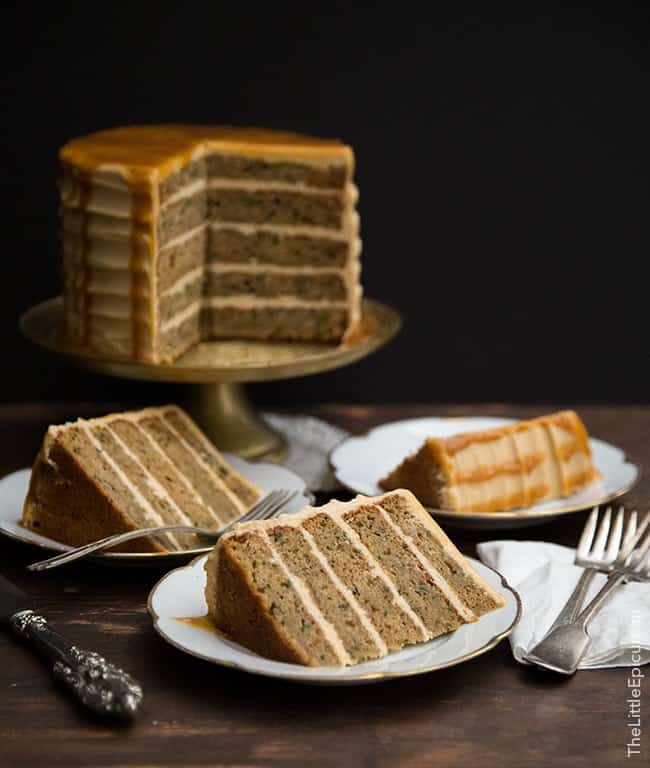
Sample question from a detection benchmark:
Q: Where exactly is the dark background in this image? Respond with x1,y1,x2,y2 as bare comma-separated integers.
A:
3,4,649,406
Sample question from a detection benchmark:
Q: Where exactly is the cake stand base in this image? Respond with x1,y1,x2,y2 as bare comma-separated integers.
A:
185,382,287,463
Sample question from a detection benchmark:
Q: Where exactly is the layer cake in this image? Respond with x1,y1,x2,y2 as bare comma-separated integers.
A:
380,411,600,513
22,405,261,551
59,126,362,362
204,489,505,666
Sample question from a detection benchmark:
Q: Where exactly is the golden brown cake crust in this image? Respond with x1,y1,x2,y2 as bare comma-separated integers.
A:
207,537,314,666
379,442,450,507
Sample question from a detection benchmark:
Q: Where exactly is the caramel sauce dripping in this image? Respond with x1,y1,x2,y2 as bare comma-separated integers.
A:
173,614,228,638
343,314,376,348
129,175,155,359
74,168,92,348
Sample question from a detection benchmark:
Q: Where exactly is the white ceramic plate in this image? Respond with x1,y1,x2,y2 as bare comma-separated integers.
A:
330,416,640,529
0,455,311,564
148,553,520,685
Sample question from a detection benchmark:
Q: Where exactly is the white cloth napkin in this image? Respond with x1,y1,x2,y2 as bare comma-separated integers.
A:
477,540,650,669
262,412,349,493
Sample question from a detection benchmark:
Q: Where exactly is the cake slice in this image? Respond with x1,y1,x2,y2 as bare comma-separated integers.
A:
380,411,600,513
22,405,261,552
204,489,505,666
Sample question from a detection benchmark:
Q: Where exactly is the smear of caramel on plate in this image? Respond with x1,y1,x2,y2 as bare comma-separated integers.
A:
173,614,229,639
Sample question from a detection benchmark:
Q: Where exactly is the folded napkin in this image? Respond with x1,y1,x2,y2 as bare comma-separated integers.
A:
262,412,349,494
478,540,650,669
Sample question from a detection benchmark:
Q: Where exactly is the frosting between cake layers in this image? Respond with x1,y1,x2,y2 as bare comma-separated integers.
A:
220,490,504,644
261,530,353,666
78,424,184,548
298,525,389,656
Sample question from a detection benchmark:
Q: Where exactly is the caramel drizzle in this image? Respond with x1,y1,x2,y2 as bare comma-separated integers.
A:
129,178,154,359
509,431,530,507
76,169,91,347
544,421,568,495
454,453,545,486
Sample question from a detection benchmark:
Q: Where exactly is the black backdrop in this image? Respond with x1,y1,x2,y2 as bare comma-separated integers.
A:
3,4,649,406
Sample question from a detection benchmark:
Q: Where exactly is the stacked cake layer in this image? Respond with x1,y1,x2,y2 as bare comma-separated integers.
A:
205,489,505,666
59,126,362,362
22,405,261,551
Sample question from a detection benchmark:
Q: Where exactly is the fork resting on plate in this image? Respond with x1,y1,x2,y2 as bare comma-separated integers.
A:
27,489,297,572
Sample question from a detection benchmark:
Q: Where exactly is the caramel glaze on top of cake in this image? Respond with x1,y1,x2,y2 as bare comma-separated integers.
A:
60,125,356,359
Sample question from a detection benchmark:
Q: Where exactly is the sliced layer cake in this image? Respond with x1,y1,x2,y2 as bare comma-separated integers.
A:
23,405,261,552
380,411,600,513
59,125,362,362
205,489,505,666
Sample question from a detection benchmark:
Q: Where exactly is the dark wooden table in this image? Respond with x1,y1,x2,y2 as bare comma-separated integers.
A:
1,403,648,768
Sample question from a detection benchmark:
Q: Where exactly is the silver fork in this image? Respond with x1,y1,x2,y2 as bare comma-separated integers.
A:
537,506,631,636
525,510,650,674
27,489,297,572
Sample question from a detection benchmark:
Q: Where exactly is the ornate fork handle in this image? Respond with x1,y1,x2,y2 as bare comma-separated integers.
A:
524,571,627,674
10,610,143,718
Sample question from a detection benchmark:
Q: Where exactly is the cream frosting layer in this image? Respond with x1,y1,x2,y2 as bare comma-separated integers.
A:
261,530,352,666
62,173,358,217
202,296,348,309
299,525,388,656
79,424,183,549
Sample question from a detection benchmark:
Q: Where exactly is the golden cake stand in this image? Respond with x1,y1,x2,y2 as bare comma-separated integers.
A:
20,297,401,462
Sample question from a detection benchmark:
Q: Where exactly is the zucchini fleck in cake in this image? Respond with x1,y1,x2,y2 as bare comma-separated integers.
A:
59,125,362,362
380,411,600,513
22,405,260,552
204,490,505,666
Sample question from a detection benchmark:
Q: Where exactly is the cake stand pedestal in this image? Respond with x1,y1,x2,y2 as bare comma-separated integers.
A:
20,297,401,462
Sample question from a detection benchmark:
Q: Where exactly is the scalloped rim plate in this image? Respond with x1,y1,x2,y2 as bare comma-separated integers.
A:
0,455,311,564
330,416,640,529
148,553,521,685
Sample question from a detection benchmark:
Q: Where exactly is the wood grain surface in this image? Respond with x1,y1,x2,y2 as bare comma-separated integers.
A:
1,403,647,768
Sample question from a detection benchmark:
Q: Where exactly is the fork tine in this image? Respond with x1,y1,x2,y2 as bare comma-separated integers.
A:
629,523,650,569
262,490,297,520
250,490,290,522
619,512,650,565
248,491,281,521
637,548,650,576
238,491,279,524
620,510,638,554
591,507,611,558
604,507,624,562
577,507,599,557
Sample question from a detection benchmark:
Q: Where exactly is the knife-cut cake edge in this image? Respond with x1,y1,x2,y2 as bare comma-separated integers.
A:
22,405,261,552
205,489,505,666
